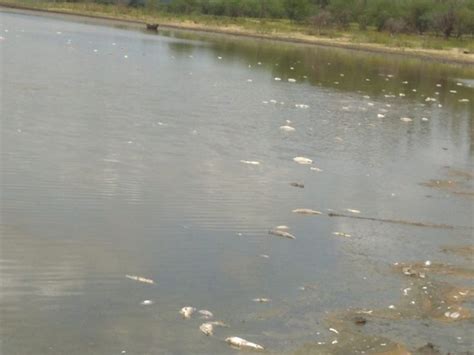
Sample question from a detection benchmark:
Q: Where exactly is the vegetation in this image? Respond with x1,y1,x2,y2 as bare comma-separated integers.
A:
134,0,474,38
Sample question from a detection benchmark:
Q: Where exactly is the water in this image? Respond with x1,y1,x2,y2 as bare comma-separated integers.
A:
1,9,473,355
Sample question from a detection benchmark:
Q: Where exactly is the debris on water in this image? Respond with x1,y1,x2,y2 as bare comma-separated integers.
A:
288,78,296,83
198,310,213,319
200,323,214,336
333,232,351,238
180,306,196,319
290,182,304,188
353,316,367,325
402,288,411,296
225,337,264,350
280,125,295,132
400,117,413,122
240,160,260,165
269,229,296,240
293,157,312,165
346,209,361,214
141,300,153,305
93,49,98,53
125,275,155,284
253,298,271,303
292,208,322,215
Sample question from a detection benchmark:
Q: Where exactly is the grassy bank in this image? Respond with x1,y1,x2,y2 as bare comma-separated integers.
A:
1,0,473,64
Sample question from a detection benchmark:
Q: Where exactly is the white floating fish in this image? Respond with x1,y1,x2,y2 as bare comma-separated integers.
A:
293,157,312,165
125,275,155,284
141,300,153,305
329,328,339,334
280,125,295,132
400,117,413,122
180,306,196,319
274,77,281,81
200,323,214,336
225,337,264,350
310,167,323,172
333,232,351,238
459,98,469,102
288,78,296,83
346,209,361,214
377,114,385,118
198,310,213,319
292,209,322,215
259,254,270,258
240,160,260,165
275,225,289,230
253,298,271,303
269,229,296,240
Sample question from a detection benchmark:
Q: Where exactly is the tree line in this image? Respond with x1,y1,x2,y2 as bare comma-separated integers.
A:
108,0,474,37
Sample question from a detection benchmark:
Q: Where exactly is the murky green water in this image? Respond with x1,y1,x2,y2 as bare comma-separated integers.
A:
1,9,473,355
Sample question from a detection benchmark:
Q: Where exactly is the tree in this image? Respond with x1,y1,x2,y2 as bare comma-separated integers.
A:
283,0,311,21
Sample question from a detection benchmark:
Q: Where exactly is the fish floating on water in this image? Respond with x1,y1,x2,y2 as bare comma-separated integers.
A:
225,337,264,350
269,229,296,240
253,298,271,303
400,117,413,122
180,307,196,319
280,125,295,132
290,182,304,188
293,157,312,165
198,310,213,319
333,232,351,238
125,275,155,284
200,321,228,336
240,160,260,165
292,209,322,215
346,209,361,214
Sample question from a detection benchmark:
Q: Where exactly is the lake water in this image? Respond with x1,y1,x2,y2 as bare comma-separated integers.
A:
0,9,473,355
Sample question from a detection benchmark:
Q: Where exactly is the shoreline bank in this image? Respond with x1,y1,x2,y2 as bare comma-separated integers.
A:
1,2,474,66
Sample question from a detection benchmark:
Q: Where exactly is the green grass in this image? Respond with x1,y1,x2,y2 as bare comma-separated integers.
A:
2,0,473,53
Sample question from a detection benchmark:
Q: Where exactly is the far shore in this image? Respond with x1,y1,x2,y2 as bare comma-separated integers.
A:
1,2,474,66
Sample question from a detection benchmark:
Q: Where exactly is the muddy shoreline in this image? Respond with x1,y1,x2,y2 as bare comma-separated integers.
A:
1,3,474,66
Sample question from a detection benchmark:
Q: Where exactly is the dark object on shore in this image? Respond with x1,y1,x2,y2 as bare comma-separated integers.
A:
353,316,367,325
416,342,441,354
146,23,159,31
290,182,304,188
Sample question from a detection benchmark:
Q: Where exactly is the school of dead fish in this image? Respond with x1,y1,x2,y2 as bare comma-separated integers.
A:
87,44,474,351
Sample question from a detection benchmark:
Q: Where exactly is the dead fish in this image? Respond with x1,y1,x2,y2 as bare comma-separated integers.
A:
269,229,296,240
310,167,323,172
200,323,214,336
333,232,351,238
275,225,289,230
346,208,361,214
290,182,304,188
292,208,322,215
198,310,213,319
180,306,196,319
329,328,339,335
240,160,260,165
125,275,155,284
293,156,312,165
280,125,295,132
400,117,413,122
225,337,264,351
141,300,153,305
253,298,271,303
